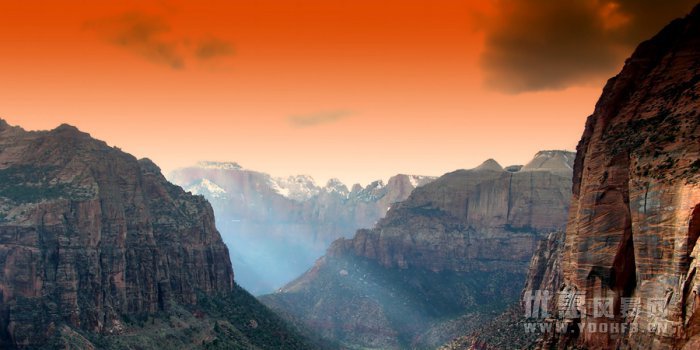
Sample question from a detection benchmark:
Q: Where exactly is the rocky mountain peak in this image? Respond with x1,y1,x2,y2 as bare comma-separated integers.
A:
138,157,162,174
186,178,228,199
520,150,575,173
196,161,243,170
369,179,385,187
51,123,92,139
270,174,320,201
474,158,504,171
350,183,363,193
0,119,22,136
387,174,436,189
324,178,349,194
325,177,344,187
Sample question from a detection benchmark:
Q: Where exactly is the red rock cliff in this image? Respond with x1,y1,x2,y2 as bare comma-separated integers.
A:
543,6,700,350
0,121,234,348
329,151,574,273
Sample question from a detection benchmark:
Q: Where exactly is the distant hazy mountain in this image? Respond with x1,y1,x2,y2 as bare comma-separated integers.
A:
169,163,434,294
260,150,574,349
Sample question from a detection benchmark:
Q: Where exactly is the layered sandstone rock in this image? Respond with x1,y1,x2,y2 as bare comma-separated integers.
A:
524,231,565,305
0,121,236,347
330,151,574,274
532,6,700,350
262,151,574,349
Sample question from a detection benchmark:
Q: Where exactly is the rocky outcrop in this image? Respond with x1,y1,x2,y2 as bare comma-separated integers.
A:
523,231,565,305
434,232,565,350
169,163,434,294
0,121,311,349
261,151,574,349
528,6,700,350
437,304,539,350
329,151,574,274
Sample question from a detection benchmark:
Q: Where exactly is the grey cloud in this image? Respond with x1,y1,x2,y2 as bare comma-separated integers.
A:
288,110,356,127
481,0,697,93
86,12,236,69
86,12,184,69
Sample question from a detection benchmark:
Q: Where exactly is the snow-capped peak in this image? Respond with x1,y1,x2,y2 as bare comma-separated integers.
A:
367,179,385,190
324,178,349,196
407,175,435,188
186,178,227,198
348,179,386,202
269,175,321,201
196,161,243,170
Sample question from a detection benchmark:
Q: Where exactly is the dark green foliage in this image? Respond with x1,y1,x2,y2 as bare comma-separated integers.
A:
659,156,677,170
264,254,526,349
691,159,700,172
197,285,316,350
440,304,539,350
7,287,319,350
328,255,524,319
503,224,538,234
407,204,448,218
0,165,67,202
660,74,700,101
605,109,681,157
0,165,96,203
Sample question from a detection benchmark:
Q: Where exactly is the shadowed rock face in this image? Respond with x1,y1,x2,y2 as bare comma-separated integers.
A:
528,6,700,350
0,122,234,347
261,151,573,349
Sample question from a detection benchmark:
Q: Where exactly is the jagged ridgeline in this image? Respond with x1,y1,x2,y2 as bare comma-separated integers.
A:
0,120,316,349
169,161,435,295
261,151,575,349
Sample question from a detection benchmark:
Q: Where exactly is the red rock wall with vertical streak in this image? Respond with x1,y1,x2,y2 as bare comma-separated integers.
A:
547,6,700,350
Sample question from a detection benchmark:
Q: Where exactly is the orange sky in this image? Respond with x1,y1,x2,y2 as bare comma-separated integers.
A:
0,0,617,185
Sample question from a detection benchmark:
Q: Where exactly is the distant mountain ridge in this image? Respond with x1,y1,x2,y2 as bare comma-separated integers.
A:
169,163,435,294
260,150,575,349
183,161,434,203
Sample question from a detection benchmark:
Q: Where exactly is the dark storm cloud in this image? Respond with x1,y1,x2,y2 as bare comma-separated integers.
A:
86,12,185,69
482,0,697,93
289,110,356,127
86,12,235,69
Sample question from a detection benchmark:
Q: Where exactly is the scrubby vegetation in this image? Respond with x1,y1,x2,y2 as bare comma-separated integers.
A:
7,285,319,350
263,254,525,349
0,165,67,202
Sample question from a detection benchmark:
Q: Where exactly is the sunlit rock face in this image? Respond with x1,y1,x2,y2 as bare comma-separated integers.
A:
261,151,574,349
334,151,574,274
170,163,434,294
0,121,235,348
528,6,700,350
